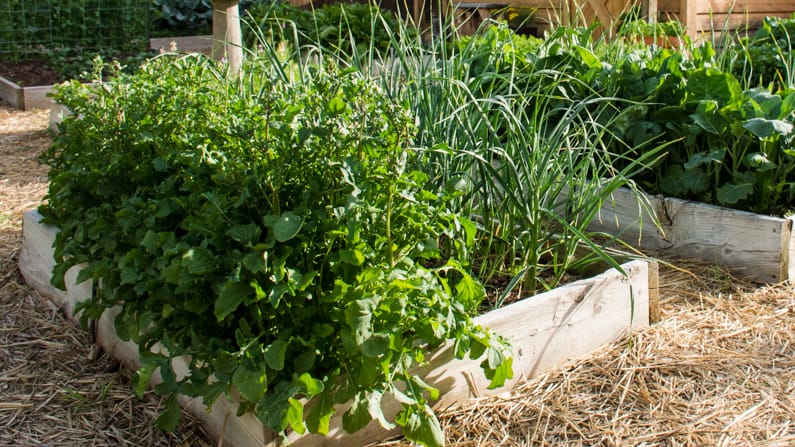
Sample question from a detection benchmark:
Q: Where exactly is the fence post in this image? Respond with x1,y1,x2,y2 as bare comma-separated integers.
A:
679,0,697,39
211,0,243,76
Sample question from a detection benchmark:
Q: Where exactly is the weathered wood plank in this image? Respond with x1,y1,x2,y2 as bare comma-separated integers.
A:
19,209,651,447
699,0,795,14
284,259,651,447
19,210,92,320
149,35,213,53
0,75,23,110
588,188,793,283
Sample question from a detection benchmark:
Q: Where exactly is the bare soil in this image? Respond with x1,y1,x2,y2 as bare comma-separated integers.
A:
1,101,793,446
0,60,63,86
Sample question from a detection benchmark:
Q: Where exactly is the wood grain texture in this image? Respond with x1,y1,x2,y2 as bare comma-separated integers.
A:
19,209,651,447
588,188,793,283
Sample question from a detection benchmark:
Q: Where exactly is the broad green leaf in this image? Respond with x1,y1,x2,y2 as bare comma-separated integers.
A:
340,249,365,266
345,299,375,345
399,406,444,447
256,382,290,432
660,165,687,196
268,283,289,308
119,266,140,285
717,181,754,205
162,264,181,284
215,281,252,321
686,68,742,105
293,350,316,373
264,339,288,371
226,224,261,246
482,345,514,389
575,46,601,69
294,372,324,397
266,211,304,242
484,355,514,389
242,251,267,273
390,386,418,406
327,96,348,114
684,149,726,169
410,375,439,401
114,307,137,341
182,247,215,274
155,398,182,432
133,363,157,397
681,167,709,193
743,118,793,139
285,398,305,434
361,333,390,358
342,392,371,433
744,152,777,172
295,270,318,291
140,230,161,253
690,100,724,135
232,363,268,402
455,273,484,311
313,323,334,338
745,88,782,118
781,91,795,115
306,391,335,434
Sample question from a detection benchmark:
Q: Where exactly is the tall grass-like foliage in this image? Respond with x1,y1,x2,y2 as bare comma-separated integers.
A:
253,13,663,298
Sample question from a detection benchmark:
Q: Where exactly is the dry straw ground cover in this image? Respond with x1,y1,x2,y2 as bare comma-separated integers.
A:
1,103,793,446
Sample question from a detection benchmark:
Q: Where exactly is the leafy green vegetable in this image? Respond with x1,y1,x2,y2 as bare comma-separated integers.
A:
43,50,510,446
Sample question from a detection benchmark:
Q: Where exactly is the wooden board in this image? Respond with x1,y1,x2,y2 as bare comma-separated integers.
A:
149,35,213,53
0,75,23,109
19,209,652,447
0,76,57,111
588,188,795,284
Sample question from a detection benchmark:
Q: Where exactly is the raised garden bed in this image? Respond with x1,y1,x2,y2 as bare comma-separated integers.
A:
590,187,795,284
0,36,210,111
19,208,655,447
0,75,60,111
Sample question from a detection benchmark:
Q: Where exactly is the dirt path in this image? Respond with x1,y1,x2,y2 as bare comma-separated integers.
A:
1,103,793,447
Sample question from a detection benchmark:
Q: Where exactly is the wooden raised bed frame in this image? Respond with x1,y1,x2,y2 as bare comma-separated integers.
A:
589,187,795,284
19,209,654,447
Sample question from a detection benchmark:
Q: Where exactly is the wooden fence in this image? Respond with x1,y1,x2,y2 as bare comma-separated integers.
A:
394,0,795,38
658,0,795,39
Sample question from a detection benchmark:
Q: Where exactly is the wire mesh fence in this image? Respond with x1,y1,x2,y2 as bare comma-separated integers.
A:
0,0,150,59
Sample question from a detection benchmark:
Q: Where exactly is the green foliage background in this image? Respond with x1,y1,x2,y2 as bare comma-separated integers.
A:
0,0,149,58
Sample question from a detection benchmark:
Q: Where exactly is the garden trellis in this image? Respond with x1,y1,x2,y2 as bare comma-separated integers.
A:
0,0,149,59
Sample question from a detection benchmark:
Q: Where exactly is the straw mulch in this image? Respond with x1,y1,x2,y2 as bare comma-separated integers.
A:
2,104,794,446
417,264,795,447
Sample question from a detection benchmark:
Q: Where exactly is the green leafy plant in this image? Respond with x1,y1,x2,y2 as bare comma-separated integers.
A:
734,14,795,89
244,1,408,56
619,18,685,39
150,0,266,36
43,51,510,447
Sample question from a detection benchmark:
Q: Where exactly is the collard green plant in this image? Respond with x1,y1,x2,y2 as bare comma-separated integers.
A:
43,54,510,447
